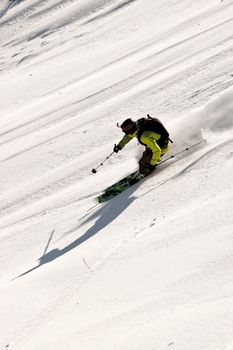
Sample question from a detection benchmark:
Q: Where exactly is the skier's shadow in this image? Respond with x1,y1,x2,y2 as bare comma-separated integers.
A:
14,181,141,279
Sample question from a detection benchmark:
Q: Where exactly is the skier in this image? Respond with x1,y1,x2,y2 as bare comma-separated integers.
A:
113,115,171,176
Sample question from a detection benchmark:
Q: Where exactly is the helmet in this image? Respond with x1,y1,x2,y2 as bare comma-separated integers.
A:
120,119,137,134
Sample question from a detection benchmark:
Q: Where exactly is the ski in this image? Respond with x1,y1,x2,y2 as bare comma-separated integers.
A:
93,171,144,203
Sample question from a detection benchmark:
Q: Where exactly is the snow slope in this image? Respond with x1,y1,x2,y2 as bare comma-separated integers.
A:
0,0,233,349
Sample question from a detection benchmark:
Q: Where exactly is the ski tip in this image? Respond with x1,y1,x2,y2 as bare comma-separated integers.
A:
93,197,101,204
93,196,106,204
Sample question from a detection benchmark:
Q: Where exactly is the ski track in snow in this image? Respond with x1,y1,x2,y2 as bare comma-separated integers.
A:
0,0,233,349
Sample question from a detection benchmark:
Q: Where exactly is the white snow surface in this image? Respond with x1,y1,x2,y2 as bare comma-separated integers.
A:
0,0,233,349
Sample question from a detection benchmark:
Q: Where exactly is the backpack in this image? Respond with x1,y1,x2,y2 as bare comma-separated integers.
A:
137,114,172,148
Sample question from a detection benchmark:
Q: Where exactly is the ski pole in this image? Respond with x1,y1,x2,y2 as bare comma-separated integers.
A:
159,139,206,165
91,150,115,174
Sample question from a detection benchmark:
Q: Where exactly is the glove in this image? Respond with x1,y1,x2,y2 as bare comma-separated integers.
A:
113,144,121,153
